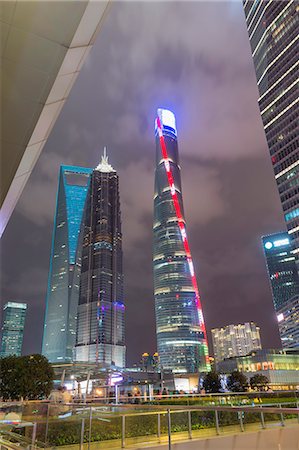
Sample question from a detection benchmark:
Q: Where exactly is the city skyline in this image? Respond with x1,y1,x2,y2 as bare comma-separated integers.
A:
1,1,284,364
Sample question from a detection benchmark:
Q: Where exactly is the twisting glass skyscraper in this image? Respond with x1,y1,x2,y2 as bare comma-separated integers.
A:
153,109,209,373
75,150,125,367
42,165,93,362
243,1,299,269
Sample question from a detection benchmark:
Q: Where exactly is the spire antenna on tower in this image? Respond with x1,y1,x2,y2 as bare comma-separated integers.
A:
96,146,114,172
102,146,108,163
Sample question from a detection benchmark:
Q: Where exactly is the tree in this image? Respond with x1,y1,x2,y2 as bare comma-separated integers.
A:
0,355,23,400
227,371,248,392
203,371,221,393
0,354,54,400
250,374,269,391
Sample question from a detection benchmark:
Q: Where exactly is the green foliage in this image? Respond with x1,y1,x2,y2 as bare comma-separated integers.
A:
12,400,298,447
36,411,217,446
0,354,54,400
203,371,222,393
0,355,23,401
227,371,249,392
250,374,269,391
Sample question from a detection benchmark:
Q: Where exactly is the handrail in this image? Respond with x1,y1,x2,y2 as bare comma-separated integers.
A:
1,400,297,411
1,403,298,450
0,437,24,450
85,405,299,417
1,389,298,406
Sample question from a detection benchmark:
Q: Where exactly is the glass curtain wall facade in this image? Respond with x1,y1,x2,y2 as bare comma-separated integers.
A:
75,152,125,367
42,165,92,363
277,295,299,348
262,232,299,347
243,1,299,269
1,302,27,357
262,232,299,310
153,109,209,373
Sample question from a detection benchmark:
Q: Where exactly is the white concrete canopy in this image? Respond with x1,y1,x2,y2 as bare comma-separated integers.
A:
0,0,110,237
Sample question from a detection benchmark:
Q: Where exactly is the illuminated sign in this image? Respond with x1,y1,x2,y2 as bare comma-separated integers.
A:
273,238,289,247
109,373,123,386
277,313,284,322
264,241,273,249
265,238,289,249
157,108,177,132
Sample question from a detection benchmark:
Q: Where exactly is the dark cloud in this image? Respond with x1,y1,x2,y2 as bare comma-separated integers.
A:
1,1,284,364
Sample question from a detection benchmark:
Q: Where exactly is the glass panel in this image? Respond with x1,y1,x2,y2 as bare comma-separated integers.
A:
217,410,241,435
88,408,121,449
243,410,263,431
193,410,217,438
124,413,159,446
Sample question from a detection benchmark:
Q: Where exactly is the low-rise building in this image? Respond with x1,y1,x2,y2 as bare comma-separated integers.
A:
217,349,299,390
51,362,175,398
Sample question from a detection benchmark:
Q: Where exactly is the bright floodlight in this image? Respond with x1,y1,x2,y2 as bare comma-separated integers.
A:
277,313,284,322
264,241,273,249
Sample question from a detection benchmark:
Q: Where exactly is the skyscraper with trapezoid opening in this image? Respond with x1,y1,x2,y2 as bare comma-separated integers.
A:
42,165,93,363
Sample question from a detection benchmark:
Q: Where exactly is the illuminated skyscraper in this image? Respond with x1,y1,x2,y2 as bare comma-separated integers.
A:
42,165,93,363
277,295,299,349
262,232,299,347
153,109,209,373
1,302,27,357
75,150,125,367
211,322,261,364
262,232,299,310
243,1,299,268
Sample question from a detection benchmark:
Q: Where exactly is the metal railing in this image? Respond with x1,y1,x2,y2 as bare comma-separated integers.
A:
116,405,299,449
1,402,298,449
64,389,299,405
1,389,298,407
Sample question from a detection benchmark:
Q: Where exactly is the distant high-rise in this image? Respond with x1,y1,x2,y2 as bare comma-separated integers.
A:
75,150,125,367
262,232,299,347
211,322,262,364
243,1,299,268
153,108,209,373
262,232,299,311
1,302,27,357
42,165,93,363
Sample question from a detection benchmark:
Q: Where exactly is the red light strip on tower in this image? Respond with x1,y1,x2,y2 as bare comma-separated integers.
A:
156,116,209,363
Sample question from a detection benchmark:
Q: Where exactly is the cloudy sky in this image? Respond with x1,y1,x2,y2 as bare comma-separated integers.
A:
1,1,285,364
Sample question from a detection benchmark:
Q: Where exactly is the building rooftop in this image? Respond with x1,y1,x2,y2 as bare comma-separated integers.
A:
95,147,115,173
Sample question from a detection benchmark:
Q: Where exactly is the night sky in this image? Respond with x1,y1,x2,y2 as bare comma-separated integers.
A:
1,1,285,365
